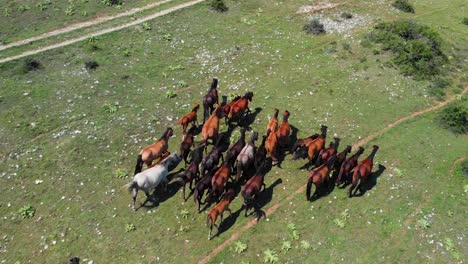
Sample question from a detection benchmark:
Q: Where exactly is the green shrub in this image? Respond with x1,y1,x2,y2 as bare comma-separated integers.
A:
23,59,42,73
428,78,450,98
463,18,468,25
125,223,136,232
18,205,36,219
304,19,326,35
209,0,228,12
438,103,467,135
102,0,123,6
85,60,99,70
341,12,353,19
367,20,447,80
392,0,415,13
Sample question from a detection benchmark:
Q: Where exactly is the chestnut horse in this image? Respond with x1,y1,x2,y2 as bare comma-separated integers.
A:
178,103,200,134
349,145,379,197
306,156,336,201
226,91,254,124
266,108,279,134
316,137,340,166
207,189,236,240
134,127,174,174
179,125,197,165
276,110,291,151
206,159,234,204
304,125,327,167
265,128,279,164
202,105,224,146
203,78,219,123
335,147,364,186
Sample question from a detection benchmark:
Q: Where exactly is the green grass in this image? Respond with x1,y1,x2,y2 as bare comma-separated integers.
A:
0,0,467,262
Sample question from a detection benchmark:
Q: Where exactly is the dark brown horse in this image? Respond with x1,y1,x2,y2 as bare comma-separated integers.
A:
206,159,233,204
203,78,219,123
241,158,272,217
349,145,379,197
254,133,268,170
179,125,197,165
194,165,218,212
335,147,364,186
316,137,340,166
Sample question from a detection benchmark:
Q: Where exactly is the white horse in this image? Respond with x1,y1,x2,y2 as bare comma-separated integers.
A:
236,132,258,181
125,153,181,210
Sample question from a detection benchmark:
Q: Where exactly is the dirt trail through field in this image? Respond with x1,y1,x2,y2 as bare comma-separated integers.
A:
0,0,206,64
198,87,467,264
0,0,176,52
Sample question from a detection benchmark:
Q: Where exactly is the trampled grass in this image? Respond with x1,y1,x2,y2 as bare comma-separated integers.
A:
0,0,466,263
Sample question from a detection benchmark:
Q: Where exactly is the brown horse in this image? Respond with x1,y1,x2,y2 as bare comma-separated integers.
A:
335,146,364,186
226,91,254,124
316,137,340,166
236,132,259,182
349,145,379,197
266,108,279,134
178,103,200,134
306,156,336,201
290,133,319,154
179,125,197,165
207,189,236,240
203,78,219,123
202,105,224,146
304,125,327,167
254,132,268,170
241,158,272,217
223,96,242,123
276,110,291,151
134,127,173,174
206,159,233,204
334,145,352,171
194,165,218,212
265,128,279,163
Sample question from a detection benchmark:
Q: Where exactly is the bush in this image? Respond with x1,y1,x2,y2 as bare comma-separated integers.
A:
209,0,228,12
428,78,450,98
303,19,326,35
367,20,447,80
23,58,42,73
341,12,353,19
392,0,415,13
463,17,468,25
438,103,467,135
102,0,123,6
85,60,99,70
18,205,36,219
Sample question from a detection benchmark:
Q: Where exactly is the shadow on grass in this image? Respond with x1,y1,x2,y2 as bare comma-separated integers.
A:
353,164,386,197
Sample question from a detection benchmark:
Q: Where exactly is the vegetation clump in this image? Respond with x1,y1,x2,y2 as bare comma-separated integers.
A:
209,0,228,12
463,17,468,25
340,12,353,19
18,205,36,219
367,20,447,80
303,19,326,35
23,58,42,73
392,0,415,13
438,103,467,135
101,0,123,6
85,60,99,70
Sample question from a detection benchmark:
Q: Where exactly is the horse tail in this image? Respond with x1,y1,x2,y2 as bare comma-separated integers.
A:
306,177,313,201
172,172,186,185
236,160,243,182
349,170,360,197
194,188,199,205
336,166,345,185
134,154,144,175
123,181,138,193
206,213,211,227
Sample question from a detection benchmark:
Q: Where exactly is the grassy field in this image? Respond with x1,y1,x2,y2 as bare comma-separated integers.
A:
0,0,169,44
0,0,466,263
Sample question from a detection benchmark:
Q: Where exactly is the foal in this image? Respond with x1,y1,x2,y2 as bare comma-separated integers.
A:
207,189,236,240
134,127,174,174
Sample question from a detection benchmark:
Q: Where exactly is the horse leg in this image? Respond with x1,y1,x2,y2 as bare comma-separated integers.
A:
132,188,138,211
182,183,187,201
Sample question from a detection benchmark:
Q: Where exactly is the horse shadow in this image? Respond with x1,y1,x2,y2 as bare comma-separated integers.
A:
354,164,386,197
239,107,263,129
211,184,243,239
248,178,283,221
140,169,184,209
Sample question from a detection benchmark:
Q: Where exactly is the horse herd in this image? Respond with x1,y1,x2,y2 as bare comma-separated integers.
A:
124,78,380,240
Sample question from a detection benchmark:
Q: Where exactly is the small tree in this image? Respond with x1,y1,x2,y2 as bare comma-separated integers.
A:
303,19,326,35
439,103,467,135
210,0,228,12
